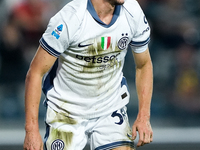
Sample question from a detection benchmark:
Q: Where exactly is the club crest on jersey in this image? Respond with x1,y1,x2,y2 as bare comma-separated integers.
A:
118,33,129,50
51,24,63,39
51,139,64,150
101,36,111,50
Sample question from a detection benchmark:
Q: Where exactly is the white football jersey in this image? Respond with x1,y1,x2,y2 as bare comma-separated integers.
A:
40,0,150,119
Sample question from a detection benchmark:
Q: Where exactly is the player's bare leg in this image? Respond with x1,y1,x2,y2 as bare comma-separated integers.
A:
112,146,135,150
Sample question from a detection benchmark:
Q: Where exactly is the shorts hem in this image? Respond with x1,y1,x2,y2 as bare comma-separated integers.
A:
95,141,135,150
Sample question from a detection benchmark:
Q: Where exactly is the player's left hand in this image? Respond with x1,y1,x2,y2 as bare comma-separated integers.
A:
132,116,153,147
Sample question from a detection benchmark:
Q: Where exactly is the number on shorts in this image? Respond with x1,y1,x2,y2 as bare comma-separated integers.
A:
111,110,123,125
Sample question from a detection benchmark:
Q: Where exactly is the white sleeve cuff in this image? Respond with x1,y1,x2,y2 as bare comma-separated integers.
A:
130,44,148,53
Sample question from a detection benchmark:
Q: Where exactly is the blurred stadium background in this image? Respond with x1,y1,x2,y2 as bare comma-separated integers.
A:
0,0,200,149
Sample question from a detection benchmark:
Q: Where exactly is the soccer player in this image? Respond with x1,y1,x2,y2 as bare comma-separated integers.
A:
23,0,153,149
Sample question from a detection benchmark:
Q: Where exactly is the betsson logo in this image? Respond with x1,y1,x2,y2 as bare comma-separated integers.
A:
76,53,120,63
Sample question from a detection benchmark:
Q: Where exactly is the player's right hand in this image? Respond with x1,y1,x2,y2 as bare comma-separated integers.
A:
23,130,43,150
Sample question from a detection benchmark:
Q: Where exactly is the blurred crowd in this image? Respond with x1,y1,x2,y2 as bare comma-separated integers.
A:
140,0,200,126
0,0,71,121
0,0,200,127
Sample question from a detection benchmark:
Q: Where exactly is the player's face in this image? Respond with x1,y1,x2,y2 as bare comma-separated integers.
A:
107,0,125,5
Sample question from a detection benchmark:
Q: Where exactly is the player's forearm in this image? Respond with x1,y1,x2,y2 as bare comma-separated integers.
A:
24,69,43,132
135,60,153,120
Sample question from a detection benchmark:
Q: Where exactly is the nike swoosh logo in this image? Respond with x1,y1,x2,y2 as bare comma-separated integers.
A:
78,43,93,47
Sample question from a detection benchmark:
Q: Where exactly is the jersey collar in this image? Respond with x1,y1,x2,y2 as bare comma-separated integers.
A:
87,0,121,28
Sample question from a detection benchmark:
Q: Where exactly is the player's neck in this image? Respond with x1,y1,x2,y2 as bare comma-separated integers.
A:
90,0,115,25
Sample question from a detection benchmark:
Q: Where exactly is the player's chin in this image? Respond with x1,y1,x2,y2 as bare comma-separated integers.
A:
113,0,125,5
116,0,125,5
